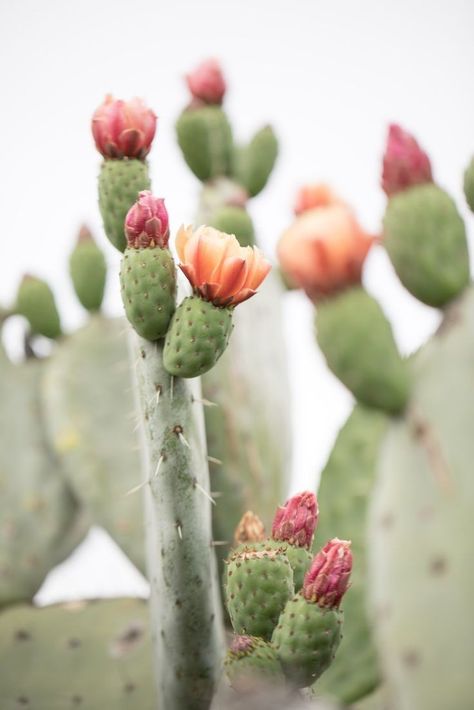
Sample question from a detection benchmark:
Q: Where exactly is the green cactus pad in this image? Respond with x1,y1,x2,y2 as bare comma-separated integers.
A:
383,184,470,307
225,635,284,692
368,285,474,710
42,316,146,573
16,276,61,339
98,159,151,252
69,234,107,312
272,594,342,688
225,547,294,640
0,347,84,607
163,296,233,378
176,106,233,182
316,287,410,414
463,156,474,213
237,540,311,592
0,598,153,708
311,404,388,704
120,247,176,340
210,205,255,247
233,125,278,197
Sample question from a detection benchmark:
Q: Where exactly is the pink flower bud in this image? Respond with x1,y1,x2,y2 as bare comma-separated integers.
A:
186,59,226,105
303,538,352,608
92,95,156,159
229,635,255,655
381,124,433,197
125,191,170,249
272,491,319,549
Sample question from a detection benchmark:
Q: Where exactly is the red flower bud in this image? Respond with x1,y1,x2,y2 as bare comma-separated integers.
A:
92,95,156,159
272,491,319,549
303,538,352,608
125,191,170,249
381,123,433,197
186,58,226,105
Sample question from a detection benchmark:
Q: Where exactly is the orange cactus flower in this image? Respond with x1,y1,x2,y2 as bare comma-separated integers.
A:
293,183,347,216
176,225,271,307
278,186,374,300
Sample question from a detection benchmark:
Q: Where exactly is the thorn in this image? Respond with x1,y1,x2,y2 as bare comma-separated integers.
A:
153,455,164,479
125,479,150,496
176,523,183,540
170,376,174,402
193,479,216,506
127,411,137,421
210,491,223,498
211,540,229,547
207,456,222,465
156,387,161,405
192,396,218,408
133,420,141,433
178,432,190,449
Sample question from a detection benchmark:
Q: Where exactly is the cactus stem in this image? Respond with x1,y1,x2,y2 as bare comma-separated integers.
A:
409,409,453,493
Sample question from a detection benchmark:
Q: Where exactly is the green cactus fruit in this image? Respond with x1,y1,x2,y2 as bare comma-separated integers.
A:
383,183,470,307
16,275,61,339
42,315,146,572
368,285,474,710
0,345,85,606
316,287,410,414
272,594,343,688
163,295,233,378
463,156,474,212
233,126,278,197
98,159,151,252
311,404,388,704
225,635,285,692
210,205,255,247
69,226,107,312
0,598,153,708
120,247,176,340
176,106,233,182
225,546,294,640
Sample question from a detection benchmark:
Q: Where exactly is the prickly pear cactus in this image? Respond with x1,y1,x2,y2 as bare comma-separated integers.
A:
69,227,107,312
233,125,278,197
368,285,474,710
224,635,285,692
16,275,62,339
42,316,146,572
0,345,85,606
210,205,255,247
311,405,388,704
0,598,153,708
176,106,234,182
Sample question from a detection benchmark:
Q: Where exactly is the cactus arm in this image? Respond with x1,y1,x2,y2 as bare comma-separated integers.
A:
132,335,224,710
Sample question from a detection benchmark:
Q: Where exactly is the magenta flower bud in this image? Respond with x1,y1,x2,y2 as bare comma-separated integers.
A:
271,491,319,549
186,58,226,105
125,191,170,249
303,538,352,608
381,123,433,197
91,95,157,159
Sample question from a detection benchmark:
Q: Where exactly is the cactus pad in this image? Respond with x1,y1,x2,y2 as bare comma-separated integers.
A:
69,234,107,312
210,205,255,247
120,247,176,340
16,276,61,339
176,106,233,182
463,156,474,213
225,635,284,692
233,126,278,197
98,159,151,252
163,296,233,378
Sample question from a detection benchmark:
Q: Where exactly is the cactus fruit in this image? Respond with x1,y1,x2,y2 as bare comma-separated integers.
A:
0,598,153,708
210,205,255,247
186,58,226,105
381,123,433,197
463,156,474,212
120,192,176,340
315,287,410,413
224,635,284,692
69,225,107,312
225,547,294,640
368,285,474,710
383,184,469,307
233,126,278,197
312,404,388,704
16,275,61,339
176,106,233,182
272,539,352,688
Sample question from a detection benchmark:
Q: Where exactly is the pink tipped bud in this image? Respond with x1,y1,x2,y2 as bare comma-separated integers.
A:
186,58,226,105
77,224,94,244
382,124,433,197
272,491,319,549
125,191,170,249
91,95,156,159
233,511,266,547
303,538,352,608
229,635,256,656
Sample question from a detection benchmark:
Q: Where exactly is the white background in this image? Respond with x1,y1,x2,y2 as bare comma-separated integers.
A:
1,0,473,602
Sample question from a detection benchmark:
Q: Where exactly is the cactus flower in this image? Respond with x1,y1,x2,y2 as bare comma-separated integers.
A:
176,225,271,307
186,58,226,105
92,95,157,159
381,123,433,197
125,191,170,249
303,538,352,608
234,511,266,546
278,188,374,300
294,184,346,216
272,491,319,549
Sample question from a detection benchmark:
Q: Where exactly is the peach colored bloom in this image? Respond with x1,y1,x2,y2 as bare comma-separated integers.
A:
176,225,271,307
278,197,374,300
92,95,156,159
293,183,347,216
186,58,226,105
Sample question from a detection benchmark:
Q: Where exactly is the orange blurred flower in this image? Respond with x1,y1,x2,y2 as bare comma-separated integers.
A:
278,185,374,300
293,183,347,216
176,225,271,307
